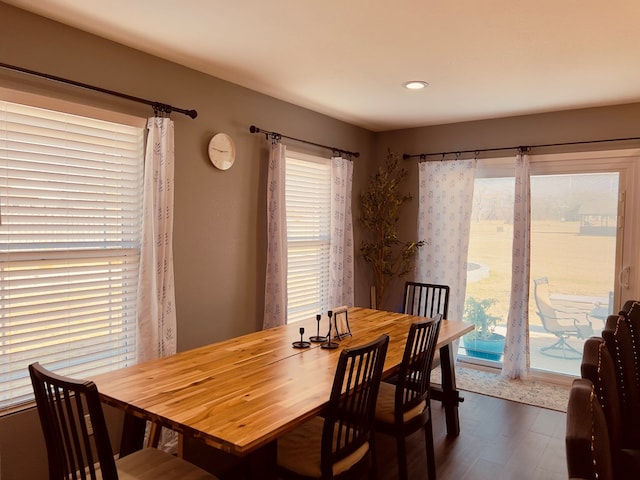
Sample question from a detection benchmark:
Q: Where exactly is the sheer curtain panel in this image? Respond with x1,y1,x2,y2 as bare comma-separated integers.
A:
264,142,288,329
502,153,531,379
416,159,476,325
328,156,354,308
136,117,177,362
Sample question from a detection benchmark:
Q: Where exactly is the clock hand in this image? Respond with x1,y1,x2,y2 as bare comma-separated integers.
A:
211,147,228,152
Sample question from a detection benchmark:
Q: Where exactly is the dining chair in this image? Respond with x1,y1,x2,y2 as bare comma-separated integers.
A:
277,334,390,480
565,378,615,480
580,338,640,478
533,277,593,358
29,362,218,480
373,314,442,480
602,314,640,448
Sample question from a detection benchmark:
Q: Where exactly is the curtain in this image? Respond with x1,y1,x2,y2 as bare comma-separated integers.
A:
328,156,354,308
137,117,176,362
502,152,531,379
263,141,288,329
416,159,476,325
136,116,177,453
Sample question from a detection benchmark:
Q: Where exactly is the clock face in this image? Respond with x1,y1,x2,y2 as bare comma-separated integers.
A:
208,133,236,170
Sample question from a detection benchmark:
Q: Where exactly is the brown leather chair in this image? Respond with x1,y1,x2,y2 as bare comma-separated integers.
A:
565,378,614,480
580,338,640,479
374,315,442,480
277,335,389,479
602,313,640,448
29,362,217,480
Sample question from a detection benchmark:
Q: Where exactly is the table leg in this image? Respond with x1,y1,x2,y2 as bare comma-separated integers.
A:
245,440,277,480
436,343,464,436
119,413,146,456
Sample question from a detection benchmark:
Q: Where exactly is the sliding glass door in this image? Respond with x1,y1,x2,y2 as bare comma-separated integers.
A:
460,149,639,379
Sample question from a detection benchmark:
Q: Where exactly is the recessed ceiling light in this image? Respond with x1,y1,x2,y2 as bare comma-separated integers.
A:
403,81,429,90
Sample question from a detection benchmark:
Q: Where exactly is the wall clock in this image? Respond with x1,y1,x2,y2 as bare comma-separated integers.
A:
208,133,236,170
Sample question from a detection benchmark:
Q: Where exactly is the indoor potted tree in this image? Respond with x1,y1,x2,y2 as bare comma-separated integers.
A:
462,297,506,361
360,150,424,310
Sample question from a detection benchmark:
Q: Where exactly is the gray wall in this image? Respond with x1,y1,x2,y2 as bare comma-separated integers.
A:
376,104,640,311
1,2,640,479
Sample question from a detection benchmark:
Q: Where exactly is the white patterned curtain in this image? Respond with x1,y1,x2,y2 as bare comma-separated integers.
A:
328,156,354,308
263,141,288,329
502,152,531,379
137,117,176,362
416,159,476,324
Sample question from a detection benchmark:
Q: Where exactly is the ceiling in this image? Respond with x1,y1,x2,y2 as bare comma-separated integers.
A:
5,0,640,132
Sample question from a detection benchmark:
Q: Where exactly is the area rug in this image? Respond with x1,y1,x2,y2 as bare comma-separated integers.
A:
431,365,571,412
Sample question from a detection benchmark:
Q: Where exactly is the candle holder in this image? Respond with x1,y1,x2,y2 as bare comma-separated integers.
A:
292,326,311,349
309,314,325,343
321,310,339,349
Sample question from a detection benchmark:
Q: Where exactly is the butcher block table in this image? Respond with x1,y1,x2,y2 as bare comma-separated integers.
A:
93,307,473,478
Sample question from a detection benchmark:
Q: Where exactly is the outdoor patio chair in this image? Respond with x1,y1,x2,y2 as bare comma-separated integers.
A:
533,277,593,358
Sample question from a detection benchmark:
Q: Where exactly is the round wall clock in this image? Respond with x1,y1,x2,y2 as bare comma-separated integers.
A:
208,133,236,170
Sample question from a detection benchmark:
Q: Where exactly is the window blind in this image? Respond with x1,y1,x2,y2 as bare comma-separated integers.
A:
285,154,331,323
0,100,144,410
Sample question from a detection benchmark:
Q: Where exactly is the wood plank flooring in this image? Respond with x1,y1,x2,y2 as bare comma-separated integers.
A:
184,389,568,479
375,390,567,480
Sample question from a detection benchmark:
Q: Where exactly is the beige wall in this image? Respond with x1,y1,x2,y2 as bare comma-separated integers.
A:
2,2,640,479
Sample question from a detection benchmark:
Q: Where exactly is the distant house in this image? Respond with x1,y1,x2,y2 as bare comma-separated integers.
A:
578,200,617,236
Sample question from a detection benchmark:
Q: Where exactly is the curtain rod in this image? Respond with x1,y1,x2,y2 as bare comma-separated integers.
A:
403,136,640,161
249,125,360,158
0,62,198,119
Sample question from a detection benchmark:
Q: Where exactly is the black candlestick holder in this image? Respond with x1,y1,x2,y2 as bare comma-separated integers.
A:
321,310,339,349
309,314,325,342
292,327,310,349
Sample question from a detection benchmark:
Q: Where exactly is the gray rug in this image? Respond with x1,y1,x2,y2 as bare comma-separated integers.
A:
432,365,570,412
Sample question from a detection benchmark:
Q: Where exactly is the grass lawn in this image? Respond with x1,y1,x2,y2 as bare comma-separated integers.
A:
466,219,616,328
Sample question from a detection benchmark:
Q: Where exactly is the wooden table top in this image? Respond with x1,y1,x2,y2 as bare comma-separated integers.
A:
93,307,473,456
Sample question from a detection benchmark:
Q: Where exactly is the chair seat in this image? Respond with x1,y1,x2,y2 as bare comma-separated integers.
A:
277,417,370,478
375,381,426,425
116,448,217,480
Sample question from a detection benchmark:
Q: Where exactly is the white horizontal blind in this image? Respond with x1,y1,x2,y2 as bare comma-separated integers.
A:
285,154,331,323
0,100,144,410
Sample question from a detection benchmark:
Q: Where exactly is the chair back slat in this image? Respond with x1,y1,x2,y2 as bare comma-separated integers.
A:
321,334,389,478
29,362,119,480
403,282,449,319
396,315,442,418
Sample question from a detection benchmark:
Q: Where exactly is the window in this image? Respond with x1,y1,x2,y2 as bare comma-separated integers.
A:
285,151,331,323
0,99,144,410
461,150,640,379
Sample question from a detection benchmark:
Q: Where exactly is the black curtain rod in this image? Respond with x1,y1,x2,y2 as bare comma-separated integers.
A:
403,136,640,161
0,62,197,119
249,125,360,158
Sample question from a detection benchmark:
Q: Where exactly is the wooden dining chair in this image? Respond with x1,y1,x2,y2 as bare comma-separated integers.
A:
373,314,442,480
565,378,615,480
29,362,218,480
277,334,390,480
403,282,449,319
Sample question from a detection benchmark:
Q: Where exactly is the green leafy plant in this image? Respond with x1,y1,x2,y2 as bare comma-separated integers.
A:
360,150,424,309
464,297,502,340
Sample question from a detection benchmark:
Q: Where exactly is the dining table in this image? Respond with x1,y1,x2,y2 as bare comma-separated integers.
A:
92,307,473,479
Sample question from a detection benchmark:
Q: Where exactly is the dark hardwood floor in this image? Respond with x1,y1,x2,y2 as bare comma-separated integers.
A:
375,390,567,480
185,389,568,479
